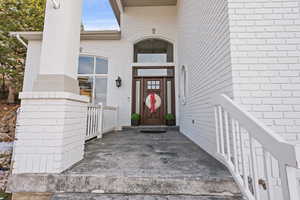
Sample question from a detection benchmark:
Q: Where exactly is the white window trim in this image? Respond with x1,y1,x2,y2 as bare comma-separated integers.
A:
131,62,176,67
180,65,188,105
78,55,108,104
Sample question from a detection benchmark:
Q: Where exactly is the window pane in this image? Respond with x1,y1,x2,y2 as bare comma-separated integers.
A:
95,77,107,105
78,56,94,74
78,76,93,103
96,58,108,74
134,39,174,63
167,81,172,114
135,81,141,114
137,54,167,63
137,68,174,77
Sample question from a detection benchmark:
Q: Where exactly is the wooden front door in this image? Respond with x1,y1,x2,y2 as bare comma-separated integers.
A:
141,78,165,125
132,66,176,126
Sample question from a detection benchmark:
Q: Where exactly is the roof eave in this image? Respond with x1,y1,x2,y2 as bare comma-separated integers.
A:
10,31,122,41
109,0,122,25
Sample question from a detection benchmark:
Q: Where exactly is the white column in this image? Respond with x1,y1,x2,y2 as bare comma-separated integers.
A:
12,0,88,174
33,0,83,93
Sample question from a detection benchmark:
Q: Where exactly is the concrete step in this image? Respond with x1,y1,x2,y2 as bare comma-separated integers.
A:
52,193,244,200
8,173,240,196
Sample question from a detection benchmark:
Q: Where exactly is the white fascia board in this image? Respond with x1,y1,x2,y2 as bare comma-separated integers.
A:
10,31,122,41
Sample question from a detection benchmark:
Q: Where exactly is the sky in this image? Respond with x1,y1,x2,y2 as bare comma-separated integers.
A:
82,0,119,31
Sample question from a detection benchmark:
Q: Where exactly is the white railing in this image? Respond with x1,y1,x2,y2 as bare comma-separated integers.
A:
213,94,300,200
102,105,119,134
86,104,119,141
86,104,103,140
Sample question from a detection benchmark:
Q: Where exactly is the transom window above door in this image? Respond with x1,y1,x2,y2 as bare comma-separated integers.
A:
134,39,174,63
78,55,108,105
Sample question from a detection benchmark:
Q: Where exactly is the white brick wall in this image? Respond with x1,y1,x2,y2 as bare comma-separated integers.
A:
228,0,300,141
12,92,88,174
177,0,233,154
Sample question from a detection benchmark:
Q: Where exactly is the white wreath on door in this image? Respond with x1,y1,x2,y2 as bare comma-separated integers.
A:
145,93,162,111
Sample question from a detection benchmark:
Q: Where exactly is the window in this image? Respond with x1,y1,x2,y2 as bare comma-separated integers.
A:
134,39,174,63
133,67,175,77
180,65,187,105
78,55,108,104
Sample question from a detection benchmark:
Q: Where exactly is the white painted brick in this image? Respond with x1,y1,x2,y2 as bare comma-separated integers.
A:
275,119,295,126
252,105,273,111
228,0,300,142
284,112,300,119
263,112,283,119
178,0,234,154
273,105,293,111
286,126,300,133
12,92,88,174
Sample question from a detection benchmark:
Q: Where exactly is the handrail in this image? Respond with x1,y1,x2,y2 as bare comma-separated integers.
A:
213,94,299,200
214,94,298,167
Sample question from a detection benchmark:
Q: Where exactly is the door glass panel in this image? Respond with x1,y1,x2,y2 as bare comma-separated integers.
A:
78,56,94,74
147,80,160,90
95,77,108,105
95,58,108,74
167,81,172,114
78,76,93,102
135,81,141,114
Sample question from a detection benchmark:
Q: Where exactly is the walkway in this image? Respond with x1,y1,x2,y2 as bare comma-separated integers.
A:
9,129,241,199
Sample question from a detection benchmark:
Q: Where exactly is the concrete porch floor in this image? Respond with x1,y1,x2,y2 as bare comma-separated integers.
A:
8,130,240,197
66,130,233,179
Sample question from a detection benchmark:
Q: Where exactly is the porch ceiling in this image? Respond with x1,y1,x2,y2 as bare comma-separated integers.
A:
109,0,177,25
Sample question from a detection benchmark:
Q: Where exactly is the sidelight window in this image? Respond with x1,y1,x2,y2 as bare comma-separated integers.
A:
78,55,108,104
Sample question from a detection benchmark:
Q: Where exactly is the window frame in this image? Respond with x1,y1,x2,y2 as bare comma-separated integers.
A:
133,38,174,63
180,65,188,105
77,54,108,104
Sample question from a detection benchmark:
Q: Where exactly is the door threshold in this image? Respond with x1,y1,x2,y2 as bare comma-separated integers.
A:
122,125,179,131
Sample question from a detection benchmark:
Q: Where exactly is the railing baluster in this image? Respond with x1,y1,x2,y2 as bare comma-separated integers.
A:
96,107,99,133
92,107,95,136
237,123,249,190
224,111,231,162
231,118,239,174
93,107,96,135
213,94,299,200
214,106,220,154
262,149,272,200
249,134,260,200
87,107,91,137
218,106,225,156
